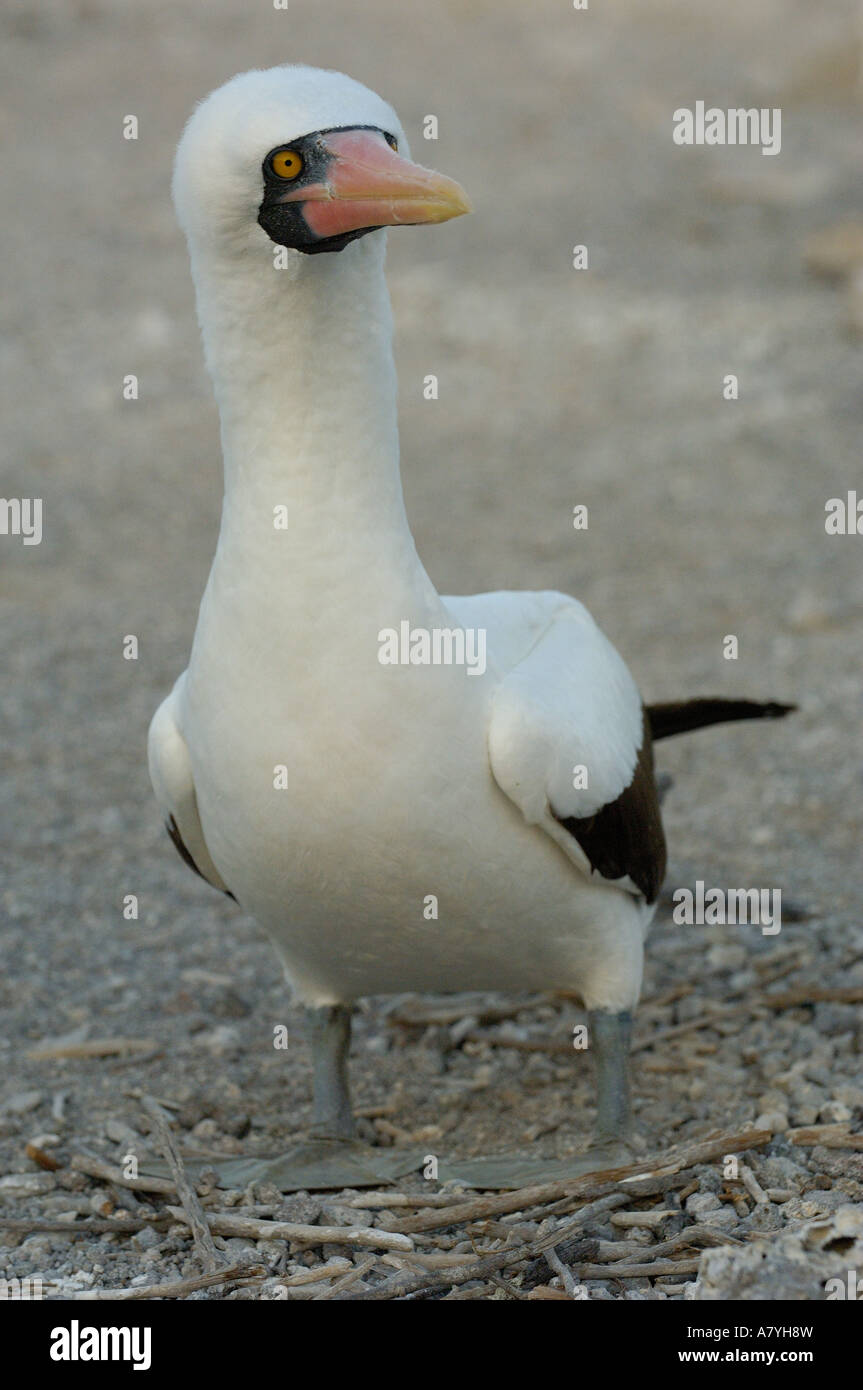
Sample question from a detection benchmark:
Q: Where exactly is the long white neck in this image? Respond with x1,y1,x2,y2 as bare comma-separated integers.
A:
189,232,441,624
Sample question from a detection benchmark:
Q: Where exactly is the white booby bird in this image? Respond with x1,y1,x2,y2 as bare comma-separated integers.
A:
149,65,792,1174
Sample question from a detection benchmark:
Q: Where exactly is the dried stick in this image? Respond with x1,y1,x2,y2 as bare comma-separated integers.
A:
343,1191,469,1209
632,1007,751,1051
0,1215,172,1235
72,1263,264,1301
545,1246,579,1297
313,1255,378,1300
739,1161,769,1204
279,1259,352,1287
596,1223,742,1264
760,985,863,1008
576,1258,700,1280
382,1251,479,1270
165,1206,414,1253
789,1123,863,1150
71,1154,176,1195
609,1209,676,1229
503,1171,690,1223
141,1095,222,1274
28,1037,157,1061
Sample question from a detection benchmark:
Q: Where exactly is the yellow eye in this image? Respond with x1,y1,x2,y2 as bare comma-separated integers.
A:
270,149,303,180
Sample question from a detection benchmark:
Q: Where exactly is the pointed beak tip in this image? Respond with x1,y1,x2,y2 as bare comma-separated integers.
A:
429,178,473,224
452,186,474,219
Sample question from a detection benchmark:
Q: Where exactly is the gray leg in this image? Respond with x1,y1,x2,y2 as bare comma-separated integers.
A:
306,1004,355,1140
588,1009,634,1149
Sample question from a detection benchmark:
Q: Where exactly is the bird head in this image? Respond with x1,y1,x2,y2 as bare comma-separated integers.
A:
173,65,472,259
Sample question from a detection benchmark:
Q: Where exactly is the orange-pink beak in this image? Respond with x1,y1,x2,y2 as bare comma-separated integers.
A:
277,129,472,241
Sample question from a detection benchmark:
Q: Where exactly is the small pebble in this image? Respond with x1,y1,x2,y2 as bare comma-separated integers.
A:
131,1227,161,1250
0,1172,56,1197
106,1119,138,1145
754,1110,789,1133
685,1192,721,1216
698,1206,740,1231
3,1091,44,1116
818,1100,851,1124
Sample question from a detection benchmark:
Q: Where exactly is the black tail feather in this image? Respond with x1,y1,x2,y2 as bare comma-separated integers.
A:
646,698,796,743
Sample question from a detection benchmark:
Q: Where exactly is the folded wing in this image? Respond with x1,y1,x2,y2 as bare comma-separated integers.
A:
456,592,666,903
148,675,230,895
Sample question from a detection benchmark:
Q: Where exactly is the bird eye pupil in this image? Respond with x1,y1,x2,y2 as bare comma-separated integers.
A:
385,133,398,151
271,149,303,179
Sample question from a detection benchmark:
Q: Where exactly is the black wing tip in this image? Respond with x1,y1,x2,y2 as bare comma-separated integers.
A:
553,709,667,904
647,697,797,741
165,815,236,902
761,701,797,719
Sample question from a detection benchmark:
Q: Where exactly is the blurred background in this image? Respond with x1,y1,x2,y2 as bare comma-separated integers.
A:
1,0,861,1153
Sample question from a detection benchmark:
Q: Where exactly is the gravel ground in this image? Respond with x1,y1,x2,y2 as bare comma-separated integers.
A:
1,0,862,1300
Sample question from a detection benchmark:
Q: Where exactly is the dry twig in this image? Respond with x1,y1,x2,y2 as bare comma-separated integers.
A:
71,1154,175,1195
72,1263,264,1301
165,1206,414,1253
141,1095,222,1274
